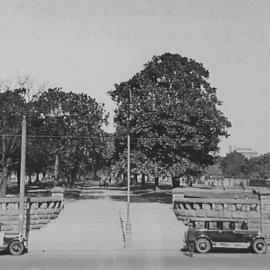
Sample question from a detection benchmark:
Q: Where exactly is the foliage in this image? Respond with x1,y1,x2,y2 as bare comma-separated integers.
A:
109,53,231,186
33,88,110,186
220,151,247,178
247,153,270,180
220,152,270,180
0,85,110,196
204,159,223,179
0,88,29,195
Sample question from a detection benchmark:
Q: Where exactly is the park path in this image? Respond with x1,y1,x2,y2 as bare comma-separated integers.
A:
28,191,185,252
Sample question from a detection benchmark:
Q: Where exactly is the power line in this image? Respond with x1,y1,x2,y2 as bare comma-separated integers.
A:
0,133,198,140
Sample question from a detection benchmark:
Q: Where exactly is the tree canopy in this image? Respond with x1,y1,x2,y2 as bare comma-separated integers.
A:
0,85,110,196
109,53,231,186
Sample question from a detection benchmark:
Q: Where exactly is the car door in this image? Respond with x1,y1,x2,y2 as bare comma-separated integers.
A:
203,221,225,243
206,222,235,243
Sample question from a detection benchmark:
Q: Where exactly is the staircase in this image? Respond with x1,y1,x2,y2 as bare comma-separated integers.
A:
28,192,185,252
121,203,185,250
29,199,125,252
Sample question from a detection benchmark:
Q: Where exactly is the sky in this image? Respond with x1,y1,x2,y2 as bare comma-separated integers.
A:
0,0,270,156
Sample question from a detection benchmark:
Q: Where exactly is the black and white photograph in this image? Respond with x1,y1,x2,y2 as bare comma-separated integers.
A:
0,0,270,269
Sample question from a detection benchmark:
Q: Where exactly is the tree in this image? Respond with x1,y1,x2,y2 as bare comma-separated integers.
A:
0,83,111,196
33,88,109,186
204,159,223,180
0,89,28,196
247,153,270,180
220,151,247,178
0,77,51,192
109,53,231,188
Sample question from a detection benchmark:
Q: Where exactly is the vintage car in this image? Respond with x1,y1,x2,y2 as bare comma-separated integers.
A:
0,224,27,255
184,219,267,254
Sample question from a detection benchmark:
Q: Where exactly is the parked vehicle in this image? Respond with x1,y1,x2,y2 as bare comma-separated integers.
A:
0,224,27,255
184,219,267,254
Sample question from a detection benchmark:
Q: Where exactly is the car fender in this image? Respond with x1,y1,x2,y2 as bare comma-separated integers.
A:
8,237,26,248
252,236,266,243
196,235,212,245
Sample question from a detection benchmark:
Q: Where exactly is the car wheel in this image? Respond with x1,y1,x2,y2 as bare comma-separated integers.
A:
253,239,267,254
9,240,25,255
195,238,211,254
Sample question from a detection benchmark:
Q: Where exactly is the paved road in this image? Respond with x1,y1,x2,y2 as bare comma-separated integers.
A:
0,250,269,270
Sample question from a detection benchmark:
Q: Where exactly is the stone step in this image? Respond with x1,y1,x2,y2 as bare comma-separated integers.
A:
28,198,185,251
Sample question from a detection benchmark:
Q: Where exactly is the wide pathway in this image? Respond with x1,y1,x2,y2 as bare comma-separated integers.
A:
29,191,185,252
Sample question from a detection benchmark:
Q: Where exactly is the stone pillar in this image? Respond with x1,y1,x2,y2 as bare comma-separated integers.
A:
51,187,65,201
258,192,270,243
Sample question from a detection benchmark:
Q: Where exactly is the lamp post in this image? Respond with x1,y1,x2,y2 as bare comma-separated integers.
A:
19,116,26,236
125,89,132,248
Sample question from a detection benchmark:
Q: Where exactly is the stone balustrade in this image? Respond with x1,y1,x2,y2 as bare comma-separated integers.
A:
0,196,64,233
173,190,270,243
173,197,261,230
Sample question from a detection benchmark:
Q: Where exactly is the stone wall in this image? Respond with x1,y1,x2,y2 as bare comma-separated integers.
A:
0,197,64,233
258,192,270,243
173,196,261,230
173,190,270,243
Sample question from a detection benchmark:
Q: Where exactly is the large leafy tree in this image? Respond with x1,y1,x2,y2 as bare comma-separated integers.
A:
109,53,231,187
0,88,32,196
0,84,110,196
33,88,109,186
0,77,50,194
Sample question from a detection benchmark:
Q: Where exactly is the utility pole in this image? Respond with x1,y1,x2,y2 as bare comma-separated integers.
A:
19,116,26,236
125,89,132,248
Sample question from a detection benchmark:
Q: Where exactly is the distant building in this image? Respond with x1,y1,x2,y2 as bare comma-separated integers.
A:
229,146,257,159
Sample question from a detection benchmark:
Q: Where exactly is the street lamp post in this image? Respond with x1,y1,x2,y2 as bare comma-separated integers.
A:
19,116,26,236
125,89,132,248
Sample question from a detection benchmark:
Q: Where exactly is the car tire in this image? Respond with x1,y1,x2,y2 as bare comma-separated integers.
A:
8,240,25,255
195,238,211,254
253,239,267,254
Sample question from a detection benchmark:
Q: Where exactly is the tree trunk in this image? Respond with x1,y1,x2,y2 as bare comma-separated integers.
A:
17,167,21,190
172,176,179,188
123,173,127,184
54,154,60,186
141,174,146,187
28,175,33,185
0,135,8,197
133,174,138,185
0,166,8,197
70,170,78,187
35,172,40,183
70,174,75,187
